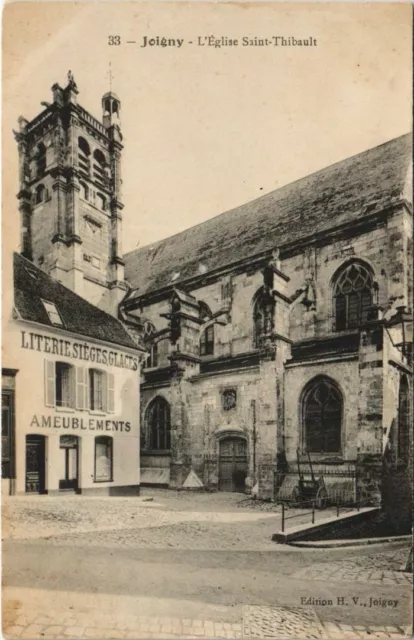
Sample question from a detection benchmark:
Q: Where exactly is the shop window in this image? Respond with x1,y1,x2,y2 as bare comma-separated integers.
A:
55,362,75,408
200,325,214,356
398,375,410,466
302,376,342,454
94,436,113,482
42,299,63,326
89,369,115,413
145,397,171,451
333,261,374,331
146,343,158,368
35,184,46,205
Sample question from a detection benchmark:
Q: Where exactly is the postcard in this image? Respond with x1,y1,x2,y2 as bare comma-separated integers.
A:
2,2,413,639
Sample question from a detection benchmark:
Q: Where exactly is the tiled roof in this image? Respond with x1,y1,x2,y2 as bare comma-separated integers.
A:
124,134,412,297
13,253,140,350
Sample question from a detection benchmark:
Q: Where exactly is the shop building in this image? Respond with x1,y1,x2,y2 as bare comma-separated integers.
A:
2,253,144,496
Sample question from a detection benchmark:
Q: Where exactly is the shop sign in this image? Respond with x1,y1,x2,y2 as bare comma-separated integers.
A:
21,331,139,371
30,414,132,432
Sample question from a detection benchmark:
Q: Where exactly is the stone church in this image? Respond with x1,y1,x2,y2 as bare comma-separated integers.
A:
11,75,413,518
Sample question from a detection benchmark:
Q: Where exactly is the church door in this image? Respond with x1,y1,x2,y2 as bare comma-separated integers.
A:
218,438,247,492
25,435,46,494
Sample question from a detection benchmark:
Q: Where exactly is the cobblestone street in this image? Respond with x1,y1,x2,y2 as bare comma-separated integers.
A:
2,490,412,639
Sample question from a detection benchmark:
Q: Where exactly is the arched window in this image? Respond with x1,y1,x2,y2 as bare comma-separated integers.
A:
96,193,106,211
398,375,410,465
94,436,113,482
302,376,342,454
36,143,46,177
78,137,90,156
35,184,46,204
80,182,89,200
146,343,158,368
78,137,91,175
146,397,171,451
333,261,374,331
253,289,274,348
200,325,214,356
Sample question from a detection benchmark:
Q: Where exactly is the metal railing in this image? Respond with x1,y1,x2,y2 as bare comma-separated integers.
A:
280,495,363,533
281,499,316,532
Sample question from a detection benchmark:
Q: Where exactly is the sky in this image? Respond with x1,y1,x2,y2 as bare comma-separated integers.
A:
2,2,412,259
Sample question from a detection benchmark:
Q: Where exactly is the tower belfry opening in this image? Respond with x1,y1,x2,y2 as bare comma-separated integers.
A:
13,71,127,315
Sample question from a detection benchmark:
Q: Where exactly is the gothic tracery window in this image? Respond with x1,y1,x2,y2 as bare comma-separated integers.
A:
333,261,374,331
145,397,171,451
302,377,342,454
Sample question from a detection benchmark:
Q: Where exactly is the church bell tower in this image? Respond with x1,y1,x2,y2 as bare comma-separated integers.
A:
14,71,127,315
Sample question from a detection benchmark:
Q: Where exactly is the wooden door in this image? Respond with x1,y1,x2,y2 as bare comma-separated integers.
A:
26,435,46,494
219,438,247,492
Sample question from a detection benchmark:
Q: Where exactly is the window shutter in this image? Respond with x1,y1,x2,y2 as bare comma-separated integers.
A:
44,360,56,407
76,367,86,410
107,373,115,413
101,372,108,412
69,367,76,408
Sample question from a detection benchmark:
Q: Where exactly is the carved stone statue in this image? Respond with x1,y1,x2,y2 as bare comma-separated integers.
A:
67,70,77,89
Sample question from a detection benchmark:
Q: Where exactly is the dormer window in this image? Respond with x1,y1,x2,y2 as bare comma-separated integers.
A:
42,299,63,326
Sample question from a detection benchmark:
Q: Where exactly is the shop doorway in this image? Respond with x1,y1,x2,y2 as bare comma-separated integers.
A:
25,435,46,494
59,435,79,491
218,437,248,492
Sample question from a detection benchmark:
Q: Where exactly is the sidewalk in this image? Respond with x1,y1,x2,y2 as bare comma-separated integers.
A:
3,588,411,640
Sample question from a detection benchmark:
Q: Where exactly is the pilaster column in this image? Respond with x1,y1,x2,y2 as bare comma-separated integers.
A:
50,169,67,242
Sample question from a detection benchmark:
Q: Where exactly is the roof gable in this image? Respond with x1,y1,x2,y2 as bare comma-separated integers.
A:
13,253,139,350
124,134,412,298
